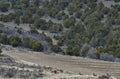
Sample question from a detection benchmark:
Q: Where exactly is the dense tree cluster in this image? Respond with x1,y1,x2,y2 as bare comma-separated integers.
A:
0,0,120,61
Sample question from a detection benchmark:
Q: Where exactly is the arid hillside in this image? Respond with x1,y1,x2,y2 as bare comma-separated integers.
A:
0,0,120,78
0,0,120,62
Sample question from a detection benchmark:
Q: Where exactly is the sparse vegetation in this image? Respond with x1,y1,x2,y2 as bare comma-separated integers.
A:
0,0,119,78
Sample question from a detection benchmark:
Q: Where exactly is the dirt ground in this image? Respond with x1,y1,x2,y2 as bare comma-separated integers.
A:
2,46,120,79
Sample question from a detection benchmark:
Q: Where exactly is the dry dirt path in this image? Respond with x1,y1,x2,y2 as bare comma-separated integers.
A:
2,48,120,79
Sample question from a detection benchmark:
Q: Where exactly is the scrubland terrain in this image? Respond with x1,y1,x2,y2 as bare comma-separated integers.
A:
0,0,120,79
0,0,120,61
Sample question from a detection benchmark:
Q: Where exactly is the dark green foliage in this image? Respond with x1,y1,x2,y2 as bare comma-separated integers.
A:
22,37,30,48
40,24,49,30
50,24,63,33
15,17,20,25
64,17,75,28
34,18,46,28
34,0,40,7
0,30,2,33
0,13,16,22
101,7,110,14
0,33,44,51
8,36,21,47
30,41,43,51
113,0,120,2
47,7,59,18
51,45,62,53
75,10,83,18
87,2,97,9
0,34,8,44
0,49,2,54
0,0,120,60
21,10,33,23
30,28,39,34
20,0,30,7
66,45,80,56
44,36,53,45
55,12,64,20
0,2,9,12
0,23,4,27
36,8,45,17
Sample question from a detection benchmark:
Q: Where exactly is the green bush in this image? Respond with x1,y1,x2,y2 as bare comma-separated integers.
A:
66,45,80,56
0,34,8,44
45,36,53,45
51,45,62,53
64,17,75,28
30,41,43,51
9,36,21,47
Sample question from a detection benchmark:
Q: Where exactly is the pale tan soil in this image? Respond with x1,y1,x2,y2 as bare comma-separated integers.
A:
2,45,120,79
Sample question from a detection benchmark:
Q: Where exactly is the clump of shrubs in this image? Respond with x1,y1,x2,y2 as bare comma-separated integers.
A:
51,45,62,53
0,34,43,52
